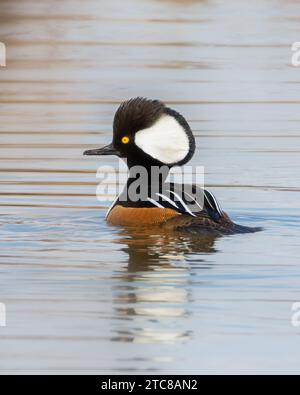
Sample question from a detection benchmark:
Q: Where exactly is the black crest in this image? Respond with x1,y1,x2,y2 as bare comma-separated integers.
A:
113,97,165,137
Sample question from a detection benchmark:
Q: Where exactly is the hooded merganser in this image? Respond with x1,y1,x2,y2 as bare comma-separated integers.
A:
84,98,261,235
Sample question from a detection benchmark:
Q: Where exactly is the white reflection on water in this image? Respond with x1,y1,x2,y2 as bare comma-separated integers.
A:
109,229,218,346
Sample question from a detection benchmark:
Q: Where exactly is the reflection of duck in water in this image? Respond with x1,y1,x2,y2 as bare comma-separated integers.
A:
85,98,261,235
111,227,217,344
114,227,218,271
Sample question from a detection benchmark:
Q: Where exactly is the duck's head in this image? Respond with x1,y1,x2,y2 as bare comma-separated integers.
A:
84,97,196,168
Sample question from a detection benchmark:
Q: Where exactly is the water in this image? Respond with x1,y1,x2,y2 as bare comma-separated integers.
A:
0,0,300,374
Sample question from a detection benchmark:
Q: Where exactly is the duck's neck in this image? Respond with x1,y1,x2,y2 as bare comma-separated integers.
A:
124,165,170,202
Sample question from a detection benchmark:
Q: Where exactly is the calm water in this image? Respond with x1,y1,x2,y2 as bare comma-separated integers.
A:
0,0,300,374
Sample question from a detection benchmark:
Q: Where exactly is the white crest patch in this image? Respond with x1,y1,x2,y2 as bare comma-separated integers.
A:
135,114,190,164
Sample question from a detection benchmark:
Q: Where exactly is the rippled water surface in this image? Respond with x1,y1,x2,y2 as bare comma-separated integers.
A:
0,0,300,374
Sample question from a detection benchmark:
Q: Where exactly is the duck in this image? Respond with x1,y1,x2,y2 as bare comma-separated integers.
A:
84,97,261,235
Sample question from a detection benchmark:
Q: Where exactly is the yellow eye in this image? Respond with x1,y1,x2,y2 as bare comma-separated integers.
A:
122,136,130,144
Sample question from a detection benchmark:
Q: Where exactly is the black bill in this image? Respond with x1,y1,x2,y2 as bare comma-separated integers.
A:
83,143,119,156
